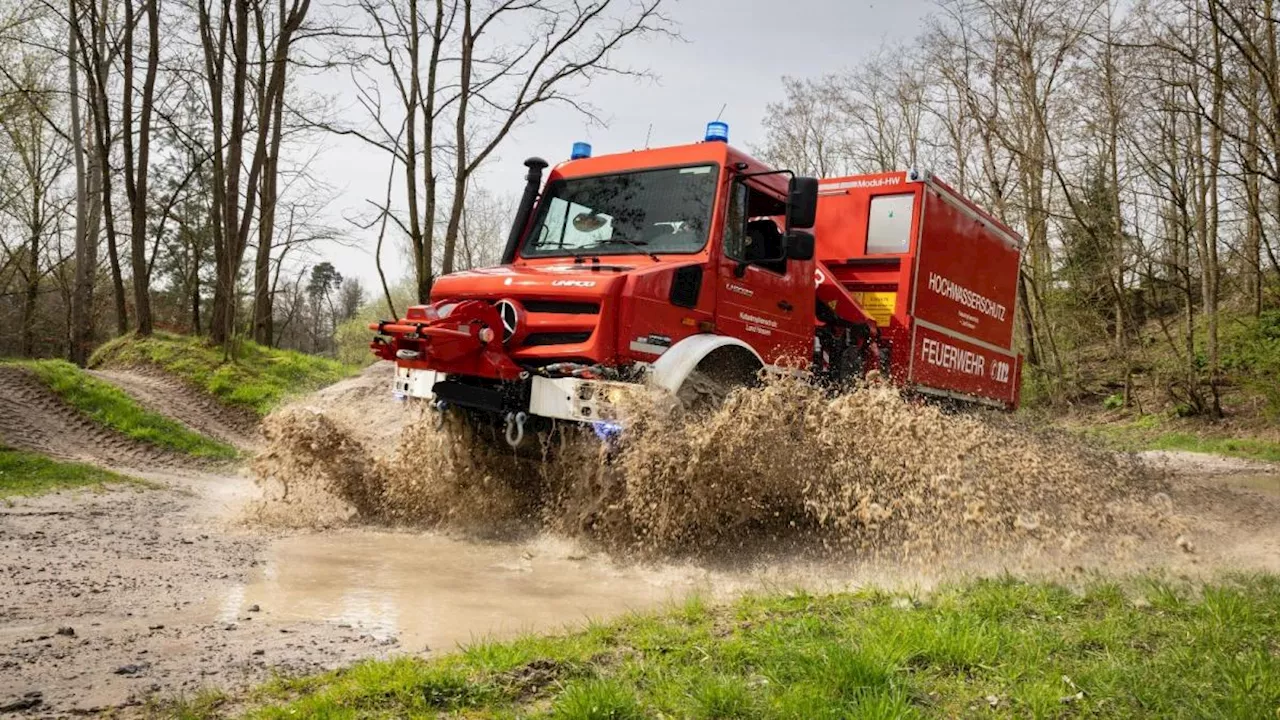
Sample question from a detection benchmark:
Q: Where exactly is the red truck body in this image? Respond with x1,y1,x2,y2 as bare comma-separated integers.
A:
813,171,1024,408
371,140,1024,429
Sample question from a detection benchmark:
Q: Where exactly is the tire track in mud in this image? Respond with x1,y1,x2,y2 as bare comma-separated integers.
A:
0,365,187,471
87,367,260,452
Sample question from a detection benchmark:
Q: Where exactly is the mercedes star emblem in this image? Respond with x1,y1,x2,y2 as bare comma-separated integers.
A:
495,299,519,342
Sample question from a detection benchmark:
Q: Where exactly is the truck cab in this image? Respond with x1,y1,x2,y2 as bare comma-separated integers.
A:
372,135,827,439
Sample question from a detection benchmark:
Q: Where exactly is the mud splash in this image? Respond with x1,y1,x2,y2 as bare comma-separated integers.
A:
252,376,1174,559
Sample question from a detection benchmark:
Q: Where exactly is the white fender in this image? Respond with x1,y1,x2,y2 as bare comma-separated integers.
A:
647,334,764,394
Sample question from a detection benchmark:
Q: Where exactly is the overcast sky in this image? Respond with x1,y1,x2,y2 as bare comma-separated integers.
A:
310,0,934,294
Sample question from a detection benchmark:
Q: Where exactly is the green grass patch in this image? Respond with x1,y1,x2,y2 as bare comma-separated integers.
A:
8,359,237,459
235,575,1280,719
0,446,142,497
1143,432,1280,462
1084,418,1280,463
90,332,357,417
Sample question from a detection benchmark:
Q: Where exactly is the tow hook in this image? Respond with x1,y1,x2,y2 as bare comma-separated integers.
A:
504,411,528,448
432,400,448,429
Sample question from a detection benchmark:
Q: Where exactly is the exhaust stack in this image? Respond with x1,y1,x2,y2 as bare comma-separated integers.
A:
502,157,550,264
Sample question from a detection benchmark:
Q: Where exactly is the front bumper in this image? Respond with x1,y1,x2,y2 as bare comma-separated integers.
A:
393,366,640,423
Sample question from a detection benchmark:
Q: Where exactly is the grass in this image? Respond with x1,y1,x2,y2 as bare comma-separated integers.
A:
1081,414,1280,463
91,331,357,417
149,689,229,720
213,575,1280,719
0,445,142,497
1141,433,1280,462
8,359,238,460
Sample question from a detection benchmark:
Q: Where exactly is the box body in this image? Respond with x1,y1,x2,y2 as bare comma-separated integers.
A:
813,172,1024,408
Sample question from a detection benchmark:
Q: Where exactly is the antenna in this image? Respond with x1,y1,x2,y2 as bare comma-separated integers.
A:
714,103,727,121
644,123,652,149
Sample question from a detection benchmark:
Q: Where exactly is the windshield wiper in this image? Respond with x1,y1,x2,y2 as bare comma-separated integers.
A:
591,238,661,262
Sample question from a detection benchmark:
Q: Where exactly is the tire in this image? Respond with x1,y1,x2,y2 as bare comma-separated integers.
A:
676,368,732,415
675,351,762,415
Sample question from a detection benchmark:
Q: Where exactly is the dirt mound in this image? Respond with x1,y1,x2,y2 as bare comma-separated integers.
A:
88,367,259,451
0,366,184,470
252,375,1175,560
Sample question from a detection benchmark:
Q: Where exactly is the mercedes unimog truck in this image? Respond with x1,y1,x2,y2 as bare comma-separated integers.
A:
371,122,1024,446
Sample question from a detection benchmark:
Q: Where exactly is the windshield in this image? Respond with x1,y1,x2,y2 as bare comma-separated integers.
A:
522,164,719,257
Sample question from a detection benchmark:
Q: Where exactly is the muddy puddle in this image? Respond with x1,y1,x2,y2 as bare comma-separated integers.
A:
1216,473,1280,496
217,530,987,655
215,526,1186,657
221,532,716,652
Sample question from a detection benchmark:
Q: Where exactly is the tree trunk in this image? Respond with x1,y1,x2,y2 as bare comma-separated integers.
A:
198,0,228,344
122,0,160,336
399,0,424,304
22,225,39,357
211,0,252,346
440,1,473,278
1017,271,1039,367
191,269,201,334
1245,53,1264,318
1204,2,1225,418
69,1,97,366
86,0,127,335
251,110,276,345
252,6,292,347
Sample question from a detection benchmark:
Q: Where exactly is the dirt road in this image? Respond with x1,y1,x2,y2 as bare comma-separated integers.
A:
2,365,1279,716
0,367,183,471
0,470,399,715
85,368,260,452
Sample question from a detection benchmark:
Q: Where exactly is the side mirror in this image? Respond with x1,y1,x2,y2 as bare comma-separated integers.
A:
786,176,819,229
785,231,815,261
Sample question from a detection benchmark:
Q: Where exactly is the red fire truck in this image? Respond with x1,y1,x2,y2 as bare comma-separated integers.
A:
371,124,1023,445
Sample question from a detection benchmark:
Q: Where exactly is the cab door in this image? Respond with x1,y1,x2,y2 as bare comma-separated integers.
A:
714,181,814,365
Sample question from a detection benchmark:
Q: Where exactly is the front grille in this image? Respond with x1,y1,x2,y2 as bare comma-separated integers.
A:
522,300,600,314
524,332,592,346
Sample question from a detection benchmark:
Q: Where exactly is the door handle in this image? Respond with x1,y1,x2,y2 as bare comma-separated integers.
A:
777,300,794,312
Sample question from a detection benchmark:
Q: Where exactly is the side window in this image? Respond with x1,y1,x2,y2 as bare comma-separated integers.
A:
724,182,788,274
723,183,748,260
866,193,915,254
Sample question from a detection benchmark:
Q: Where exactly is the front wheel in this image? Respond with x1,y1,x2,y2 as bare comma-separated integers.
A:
675,353,762,416
676,368,733,415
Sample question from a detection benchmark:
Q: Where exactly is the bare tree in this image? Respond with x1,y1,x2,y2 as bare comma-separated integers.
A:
335,0,673,304
197,0,313,347
67,0,100,365
756,75,855,177
121,0,162,334
453,184,512,271
70,0,129,334
0,46,71,356
249,0,314,346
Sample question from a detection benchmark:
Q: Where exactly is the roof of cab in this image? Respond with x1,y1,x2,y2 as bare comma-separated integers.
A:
549,142,789,194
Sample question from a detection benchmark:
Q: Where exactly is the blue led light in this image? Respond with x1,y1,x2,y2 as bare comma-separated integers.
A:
705,121,729,143
570,141,592,159
592,420,623,442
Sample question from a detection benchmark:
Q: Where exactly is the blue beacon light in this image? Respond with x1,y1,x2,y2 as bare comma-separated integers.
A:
705,121,729,143
570,141,592,159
